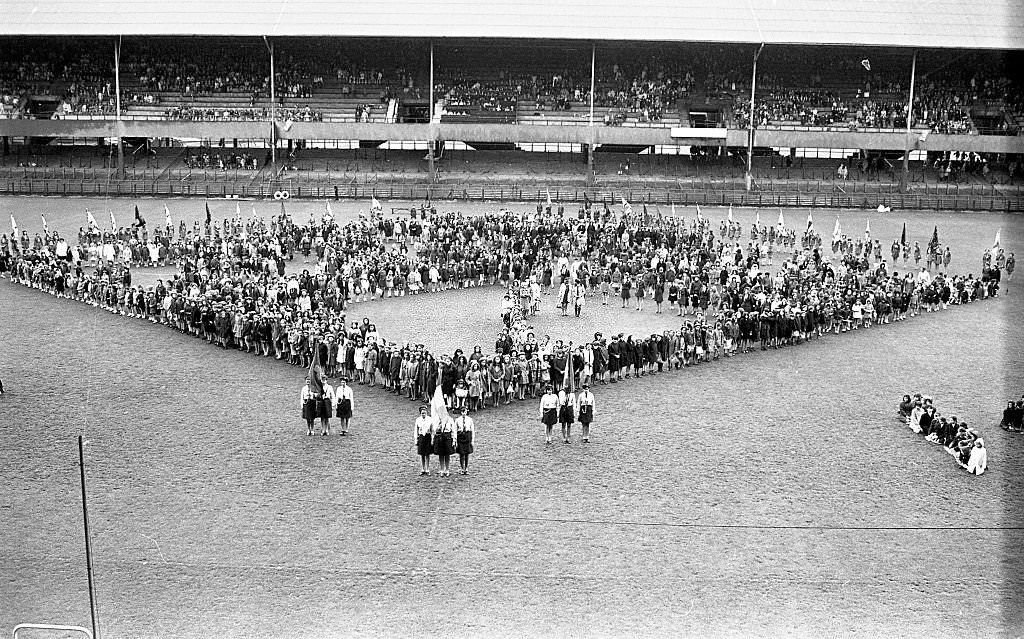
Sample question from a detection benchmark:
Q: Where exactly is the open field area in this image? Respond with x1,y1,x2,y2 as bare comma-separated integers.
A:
2,196,1024,638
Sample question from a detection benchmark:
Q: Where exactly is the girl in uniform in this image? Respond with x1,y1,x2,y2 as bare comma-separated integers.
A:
576,383,595,443
300,376,318,436
433,411,455,477
415,405,434,475
455,406,475,475
335,377,354,435
557,386,576,443
539,385,559,444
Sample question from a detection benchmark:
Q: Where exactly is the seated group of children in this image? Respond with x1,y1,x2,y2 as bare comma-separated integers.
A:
999,397,1024,433
898,393,988,475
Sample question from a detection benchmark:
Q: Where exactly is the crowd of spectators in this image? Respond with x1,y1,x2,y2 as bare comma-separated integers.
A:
183,149,260,171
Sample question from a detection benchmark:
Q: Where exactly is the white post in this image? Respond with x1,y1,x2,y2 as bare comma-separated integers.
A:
265,37,276,167
428,41,435,178
589,44,595,127
113,36,123,175
902,50,917,191
746,43,764,192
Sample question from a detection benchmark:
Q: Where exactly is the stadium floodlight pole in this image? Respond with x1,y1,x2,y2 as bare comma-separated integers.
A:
113,36,124,177
264,36,276,168
588,43,596,183
79,436,101,639
902,50,918,192
746,43,765,193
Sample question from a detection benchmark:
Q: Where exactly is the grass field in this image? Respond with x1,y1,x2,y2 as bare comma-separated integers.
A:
2,196,1023,638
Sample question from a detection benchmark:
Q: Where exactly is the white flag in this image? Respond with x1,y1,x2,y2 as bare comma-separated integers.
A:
87,209,99,229
10,214,17,235
777,209,785,227
326,201,334,218
728,204,733,223
806,211,813,230
164,205,172,227
865,219,871,238
695,204,702,221
861,59,871,72
236,202,242,220
109,210,117,230
546,189,553,207
755,210,760,226
832,217,841,243
993,229,1001,249
371,196,382,212
430,386,449,424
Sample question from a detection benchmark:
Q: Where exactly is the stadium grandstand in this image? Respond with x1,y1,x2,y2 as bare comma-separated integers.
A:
1,0,1023,210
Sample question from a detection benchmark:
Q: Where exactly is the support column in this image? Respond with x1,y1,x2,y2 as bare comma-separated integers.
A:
746,43,764,192
265,36,276,169
114,36,124,177
901,50,917,192
428,40,435,181
588,44,596,185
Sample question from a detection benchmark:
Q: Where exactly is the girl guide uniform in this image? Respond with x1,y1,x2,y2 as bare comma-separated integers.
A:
576,385,595,443
539,387,559,444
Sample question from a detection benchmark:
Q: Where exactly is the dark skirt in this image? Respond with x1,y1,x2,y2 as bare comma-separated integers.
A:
542,407,558,426
456,430,474,455
302,398,318,421
433,431,454,456
558,405,575,424
336,398,352,419
578,404,594,425
319,398,333,418
417,433,433,456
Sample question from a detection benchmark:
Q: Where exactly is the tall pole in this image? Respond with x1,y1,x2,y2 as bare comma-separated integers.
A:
79,436,100,639
428,40,435,180
902,50,917,192
588,43,596,184
746,43,764,192
589,44,595,127
113,37,123,177
265,37,276,168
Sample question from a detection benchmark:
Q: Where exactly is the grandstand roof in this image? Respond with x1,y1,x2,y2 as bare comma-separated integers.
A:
4,0,1024,50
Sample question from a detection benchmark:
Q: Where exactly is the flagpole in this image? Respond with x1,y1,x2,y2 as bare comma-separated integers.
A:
588,43,596,185
428,40,435,181
79,436,101,639
901,50,917,193
746,43,765,193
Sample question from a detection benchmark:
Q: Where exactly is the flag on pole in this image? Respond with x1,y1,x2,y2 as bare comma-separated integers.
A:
929,225,939,252
87,209,99,230
832,217,841,244
865,219,871,238
621,196,633,216
279,199,286,218
371,195,383,213
234,202,241,221
164,205,172,227
109,210,116,231
755,210,760,226
670,203,676,217
861,59,871,71
777,208,785,227
326,201,334,218
993,229,1001,249
134,205,145,227
900,222,907,246
307,339,325,397
10,214,18,235
546,189,553,208
695,204,702,222
204,202,212,226
806,210,813,230
40,214,47,232
728,204,733,223
430,385,449,425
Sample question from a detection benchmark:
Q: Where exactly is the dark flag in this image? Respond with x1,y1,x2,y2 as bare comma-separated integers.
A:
929,225,939,252
205,202,212,226
307,337,324,396
900,222,907,246
134,205,146,227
